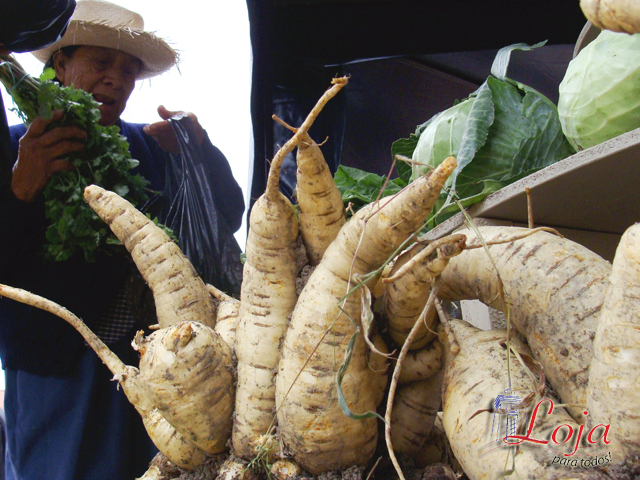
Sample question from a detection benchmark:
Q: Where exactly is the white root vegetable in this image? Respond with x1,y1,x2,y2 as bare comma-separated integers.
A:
294,132,347,266
411,414,452,469
384,288,440,480
215,457,254,480
587,222,640,467
207,284,241,354
383,243,436,350
85,185,237,457
275,156,456,474
137,408,207,469
0,284,208,470
383,234,466,349
371,334,391,405
390,369,444,458
134,322,235,455
437,226,610,421
247,433,281,464
442,320,610,480
272,117,346,267
233,77,348,459
270,459,302,479
214,300,240,355
580,0,640,34
232,161,298,458
83,185,216,329
396,339,442,385
136,465,163,480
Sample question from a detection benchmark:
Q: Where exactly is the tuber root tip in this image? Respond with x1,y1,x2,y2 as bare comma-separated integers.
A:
82,184,104,203
167,322,195,351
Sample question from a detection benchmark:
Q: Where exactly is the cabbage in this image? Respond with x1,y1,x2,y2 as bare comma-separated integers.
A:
558,30,640,151
412,97,473,191
336,43,575,227
397,43,575,227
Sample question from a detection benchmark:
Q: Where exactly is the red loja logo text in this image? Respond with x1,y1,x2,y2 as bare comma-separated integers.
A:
504,398,612,456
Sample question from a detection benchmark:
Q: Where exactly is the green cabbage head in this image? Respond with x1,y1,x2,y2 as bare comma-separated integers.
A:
558,30,640,151
405,44,574,227
412,97,473,190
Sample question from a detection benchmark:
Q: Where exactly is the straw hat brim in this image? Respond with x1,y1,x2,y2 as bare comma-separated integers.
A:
32,20,178,79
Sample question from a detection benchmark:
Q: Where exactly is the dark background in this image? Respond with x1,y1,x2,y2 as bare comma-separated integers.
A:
245,0,589,209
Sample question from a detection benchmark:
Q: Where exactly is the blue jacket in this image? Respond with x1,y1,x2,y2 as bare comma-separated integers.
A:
0,119,243,375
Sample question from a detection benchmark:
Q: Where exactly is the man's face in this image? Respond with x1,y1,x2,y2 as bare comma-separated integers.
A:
53,45,142,126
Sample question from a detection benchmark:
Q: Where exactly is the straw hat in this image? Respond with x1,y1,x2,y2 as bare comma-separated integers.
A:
32,0,178,79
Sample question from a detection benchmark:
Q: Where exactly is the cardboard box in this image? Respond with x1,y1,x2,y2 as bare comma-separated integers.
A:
425,126,640,262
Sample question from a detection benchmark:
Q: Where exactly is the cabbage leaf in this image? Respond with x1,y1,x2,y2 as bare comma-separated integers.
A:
334,165,404,213
401,42,575,227
333,42,575,228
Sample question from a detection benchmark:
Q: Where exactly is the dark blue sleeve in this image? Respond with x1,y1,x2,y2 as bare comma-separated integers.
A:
117,120,167,192
0,0,76,53
0,124,36,274
200,132,245,233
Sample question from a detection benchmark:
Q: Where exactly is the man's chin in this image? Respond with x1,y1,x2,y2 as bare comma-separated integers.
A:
98,107,121,127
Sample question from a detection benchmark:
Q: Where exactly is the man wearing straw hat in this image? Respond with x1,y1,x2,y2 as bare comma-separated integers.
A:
0,1,244,478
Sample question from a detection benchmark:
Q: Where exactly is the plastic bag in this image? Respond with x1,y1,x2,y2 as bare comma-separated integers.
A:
159,115,244,296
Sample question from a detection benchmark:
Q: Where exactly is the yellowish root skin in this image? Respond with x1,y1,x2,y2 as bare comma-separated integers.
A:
139,406,208,470
215,457,255,480
275,158,456,475
233,78,348,461
411,414,451,468
214,298,241,354
369,334,390,407
137,321,235,455
396,339,442,385
587,223,640,466
270,459,303,480
0,284,207,470
295,133,347,266
390,369,444,458
442,320,610,480
383,235,465,349
580,0,640,34
83,185,216,329
437,226,610,421
384,242,437,349
233,193,299,459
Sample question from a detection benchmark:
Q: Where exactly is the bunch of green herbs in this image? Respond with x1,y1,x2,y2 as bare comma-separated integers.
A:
0,54,154,262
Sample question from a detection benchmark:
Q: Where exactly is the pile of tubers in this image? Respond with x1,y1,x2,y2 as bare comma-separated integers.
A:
3,74,640,480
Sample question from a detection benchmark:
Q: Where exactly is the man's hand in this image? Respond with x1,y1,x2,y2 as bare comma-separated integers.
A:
143,105,205,154
11,110,84,202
